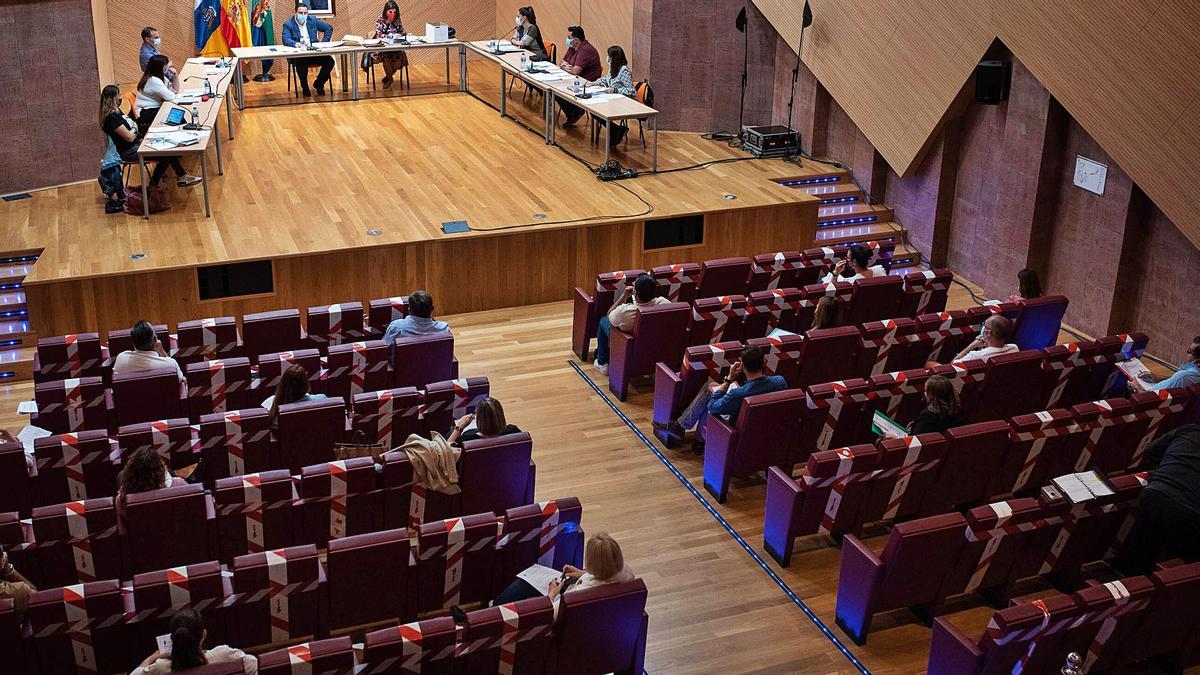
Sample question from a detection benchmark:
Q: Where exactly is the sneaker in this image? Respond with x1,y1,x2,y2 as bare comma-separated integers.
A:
652,420,687,442
593,359,608,375
105,200,124,214
449,605,467,624
177,175,203,187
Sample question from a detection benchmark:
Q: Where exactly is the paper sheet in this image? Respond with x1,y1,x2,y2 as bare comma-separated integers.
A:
586,93,625,102
516,564,563,595
17,401,36,415
767,327,798,338
17,424,51,453
1051,470,1114,505
872,410,908,439
529,72,566,82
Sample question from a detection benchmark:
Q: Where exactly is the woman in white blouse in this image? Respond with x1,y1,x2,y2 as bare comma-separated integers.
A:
134,54,201,187
821,243,886,283
131,609,257,674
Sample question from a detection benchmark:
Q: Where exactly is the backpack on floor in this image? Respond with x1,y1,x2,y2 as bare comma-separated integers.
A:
123,185,172,214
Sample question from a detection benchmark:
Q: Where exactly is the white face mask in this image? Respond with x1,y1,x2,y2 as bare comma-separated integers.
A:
152,37,162,47
515,16,522,26
296,12,307,23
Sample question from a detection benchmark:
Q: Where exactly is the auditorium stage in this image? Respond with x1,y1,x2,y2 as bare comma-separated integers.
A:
3,67,827,336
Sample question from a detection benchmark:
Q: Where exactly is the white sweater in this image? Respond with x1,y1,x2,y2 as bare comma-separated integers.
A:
135,76,175,113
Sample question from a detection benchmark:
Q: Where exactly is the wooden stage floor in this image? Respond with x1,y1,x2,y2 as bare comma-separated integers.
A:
1,62,822,286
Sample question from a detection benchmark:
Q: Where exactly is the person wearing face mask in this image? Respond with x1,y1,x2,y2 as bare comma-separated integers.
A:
282,1,335,96
590,45,636,145
365,0,408,89
558,26,601,127
139,27,177,85
509,6,546,59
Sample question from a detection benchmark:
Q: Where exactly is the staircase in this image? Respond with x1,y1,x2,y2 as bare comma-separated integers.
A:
775,172,921,272
0,250,40,382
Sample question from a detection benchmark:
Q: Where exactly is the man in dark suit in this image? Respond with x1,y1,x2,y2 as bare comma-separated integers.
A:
1114,424,1200,575
281,1,335,96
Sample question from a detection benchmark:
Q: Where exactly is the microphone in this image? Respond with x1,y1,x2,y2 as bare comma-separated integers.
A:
736,6,748,32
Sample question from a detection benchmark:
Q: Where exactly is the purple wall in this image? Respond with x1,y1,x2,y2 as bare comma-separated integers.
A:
0,0,101,194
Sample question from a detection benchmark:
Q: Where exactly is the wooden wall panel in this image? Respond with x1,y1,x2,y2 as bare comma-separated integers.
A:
106,0,497,84
27,201,814,336
495,0,634,71
753,0,1200,250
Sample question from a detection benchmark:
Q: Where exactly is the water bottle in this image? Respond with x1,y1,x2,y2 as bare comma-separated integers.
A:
204,79,212,97
573,77,581,94
520,53,527,71
190,106,200,126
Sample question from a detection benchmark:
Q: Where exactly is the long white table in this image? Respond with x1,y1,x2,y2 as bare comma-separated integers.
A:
136,56,238,219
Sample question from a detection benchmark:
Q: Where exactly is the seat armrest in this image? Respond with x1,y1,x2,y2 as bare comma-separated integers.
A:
834,533,885,645
763,466,803,566
608,328,635,400
652,361,685,424
571,287,597,360
702,413,737,503
927,616,984,675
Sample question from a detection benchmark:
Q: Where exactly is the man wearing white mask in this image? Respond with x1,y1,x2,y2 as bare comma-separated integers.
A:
139,27,177,85
282,1,335,96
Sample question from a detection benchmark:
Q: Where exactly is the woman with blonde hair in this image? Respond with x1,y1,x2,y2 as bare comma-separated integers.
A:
446,396,521,446
907,374,967,434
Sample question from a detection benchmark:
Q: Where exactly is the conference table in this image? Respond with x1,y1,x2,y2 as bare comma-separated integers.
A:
136,56,238,219
230,38,468,108
463,41,659,171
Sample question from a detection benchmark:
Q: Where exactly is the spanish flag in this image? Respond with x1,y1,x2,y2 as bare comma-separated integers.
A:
194,0,228,56
220,0,254,51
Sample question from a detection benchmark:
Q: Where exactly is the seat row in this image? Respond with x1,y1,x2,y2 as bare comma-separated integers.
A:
4,439,537,584
687,332,1153,501
31,332,460,432
834,473,1147,644
5,377,494,515
928,562,1200,674
571,242,920,361
761,383,1197,565
31,297,422,384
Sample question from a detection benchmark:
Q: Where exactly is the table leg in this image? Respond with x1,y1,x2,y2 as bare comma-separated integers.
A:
214,123,224,176
235,60,245,110
458,45,466,92
500,70,507,117
604,119,611,165
352,56,359,101
546,95,554,145
341,54,349,93
225,90,234,140
138,157,150,220
653,116,659,172
201,152,211,218
445,47,450,84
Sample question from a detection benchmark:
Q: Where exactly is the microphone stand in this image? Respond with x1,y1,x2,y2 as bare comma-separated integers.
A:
785,21,808,136
736,5,749,142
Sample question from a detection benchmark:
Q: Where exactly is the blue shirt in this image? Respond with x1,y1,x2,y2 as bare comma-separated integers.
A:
1150,362,1200,392
139,44,176,83
383,316,450,344
707,375,788,423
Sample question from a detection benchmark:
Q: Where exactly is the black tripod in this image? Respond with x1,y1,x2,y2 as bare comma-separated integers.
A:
785,2,815,147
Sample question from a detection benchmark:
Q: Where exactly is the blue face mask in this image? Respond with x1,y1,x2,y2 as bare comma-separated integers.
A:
152,37,162,47
566,37,574,48
296,13,307,23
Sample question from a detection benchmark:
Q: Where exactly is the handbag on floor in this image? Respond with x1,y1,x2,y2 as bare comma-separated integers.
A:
123,184,172,214
334,429,387,463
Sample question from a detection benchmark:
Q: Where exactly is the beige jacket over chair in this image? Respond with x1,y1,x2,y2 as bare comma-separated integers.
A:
399,432,461,494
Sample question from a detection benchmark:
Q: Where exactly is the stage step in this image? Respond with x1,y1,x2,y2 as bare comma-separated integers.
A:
0,319,35,352
886,243,922,272
800,182,863,205
0,291,27,318
812,221,905,247
0,262,30,290
0,346,34,382
773,171,850,189
817,203,892,227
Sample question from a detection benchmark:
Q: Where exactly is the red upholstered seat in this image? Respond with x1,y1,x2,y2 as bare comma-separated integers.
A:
324,340,391,403
34,333,106,383
743,287,802,337
368,295,409,336
460,433,536,518
554,579,649,675
651,262,701,303
920,420,1011,515
255,349,323,403
971,349,1047,422
298,457,380,549
259,636,356,675
793,326,860,389
391,333,457,389
129,561,232,656
928,592,1082,675
198,408,274,483
1126,387,1194,467
749,250,806,292
242,309,305,363
33,376,108,435
112,367,186,427
798,379,874,458
651,342,742,445
497,498,585,585
899,268,952,317
1063,576,1156,673
0,598,27,675
364,617,458,674
608,301,691,401
186,357,254,419
696,256,752,298
1068,398,1139,474
1043,473,1145,588
746,333,805,387
844,275,904,326
420,377,490,439
175,317,241,364
326,528,411,630
993,408,1079,497
117,417,197,471
861,433,949,523
415,513,498,613
275,397,347,473
305,300,366,352
868,368,933,428
571,268,644,361
0,441,32,516
213,470,296,562
123,483,216,574
33,430,120,506
231,544,323,646
26,580,128,674
352,387,423,450
380,449,415,531
460,596,555,674
929,360,988,413
917,310,980,364
686,294,748,346
703,388,805,502
31,497,121,587
1115,562,1200,668
791,285,829,333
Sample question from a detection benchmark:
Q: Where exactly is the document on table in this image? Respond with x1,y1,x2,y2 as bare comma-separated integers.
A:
586,92,626,102
143,130,202,150
313,41,345,49
516,564,564,595
17,400,36,415
767,327,797,338
494,43,522,53
181,87,207,97
529,72,567,82
1051,470,1115,505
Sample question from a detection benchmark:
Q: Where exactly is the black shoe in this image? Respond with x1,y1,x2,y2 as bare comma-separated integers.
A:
652,420,687,442
315,86,326,95
690,439,706,455
301,87,312,97
105,200,124,214
449,605,467,624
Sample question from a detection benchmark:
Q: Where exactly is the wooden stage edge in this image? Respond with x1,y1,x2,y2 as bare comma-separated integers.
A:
8,83,827,337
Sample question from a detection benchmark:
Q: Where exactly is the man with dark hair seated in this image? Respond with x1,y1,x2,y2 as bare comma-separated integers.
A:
383,290,450,343
112,319,183,379
593,273,669,376
654,345,787,453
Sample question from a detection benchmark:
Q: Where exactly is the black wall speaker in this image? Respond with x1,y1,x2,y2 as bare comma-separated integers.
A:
975,59,1012,104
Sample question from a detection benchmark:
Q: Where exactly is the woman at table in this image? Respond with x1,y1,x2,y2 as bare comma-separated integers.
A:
365,0,408,89
125,66,202,188
590,45,636,145
509,6,547,59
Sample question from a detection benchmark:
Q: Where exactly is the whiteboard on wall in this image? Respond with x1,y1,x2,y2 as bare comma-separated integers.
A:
1073,156,1108,195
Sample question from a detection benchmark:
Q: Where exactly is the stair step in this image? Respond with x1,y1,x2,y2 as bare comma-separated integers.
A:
0,346,34,383
774,171,849,188
0,291,27,317
813,221,905,247
0,263,30,289
799,182,863,204
0,319,34,351
817,203,893,227
886,243,922,271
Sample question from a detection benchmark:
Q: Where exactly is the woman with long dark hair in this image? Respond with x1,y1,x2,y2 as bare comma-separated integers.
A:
509,6,546,58
366,0,408,89
263,364,326,424
1006,268,1044,304
99,84,135,212
115,447,170,515
134,54,201,187
131,608,257,674
907,374,968,435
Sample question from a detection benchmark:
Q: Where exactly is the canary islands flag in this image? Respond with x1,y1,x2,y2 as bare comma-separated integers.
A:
195,0,229,56
220,0,254,51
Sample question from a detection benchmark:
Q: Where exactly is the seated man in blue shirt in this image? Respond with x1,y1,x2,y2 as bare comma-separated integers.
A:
654,345,787,453
139,26,176,85
383,290,450,344
1133,336,1200,392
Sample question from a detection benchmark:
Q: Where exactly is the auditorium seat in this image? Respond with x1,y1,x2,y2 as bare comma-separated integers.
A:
231,544,324,646
917,310,980,364
26,580,128,675
107,324,169,359
391,333,457,389
1011,295,1069,350
797,379,873,458
970,349,1046,422
992,408,1078,497
743,288,802,337
1069,398,1139,475
554,579,649,675
703,388,805,502
242,309,305,363
275,397,347,473
368,295,408,336
572,268,644,361
186,356,254,419
32,375,108,434
352,387,423,450
775,444,880,543
652,342,743,445
844,275,904,326
899,268,952,317
748,333,805,387
33,430,120,505
651,262,701,302
1037,333,1148,410
298,457,380,549
363,617,457,674
199,408,274,483
175,316,241,364
123,483,217,574
929,360,988,413
860,433,949,523
789,286,827,333
420,377,490,440
1128,387,1195,466
1041,474,1146,589
1113,563,1200,669
687,294,748,346
608,301,691,401
696,256,753,298
497,498,585,585
854,318,923,378
0,442,31,516
460,433,536,518
0,599,25,675
749,251,806,292
213,470,296,562
460,596,555,673
259,636,356,675
323,340,390,403
380,449,415,531
919,421,1011,515
34,333,106,383
112,367,185,427
256,349,323,401
415,513,498,613
305,301,365,352
117,417,197,471
927,591,1084,675
793,326,860,389
326,528,411,630
869,367,934,427
129,560,232,656
31,497,122,587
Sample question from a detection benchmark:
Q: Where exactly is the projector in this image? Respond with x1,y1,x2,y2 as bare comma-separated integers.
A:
742,125,800,158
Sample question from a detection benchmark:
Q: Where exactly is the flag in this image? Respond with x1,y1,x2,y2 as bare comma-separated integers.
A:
220,0,254,51
250,0,275,73
194,0,229,56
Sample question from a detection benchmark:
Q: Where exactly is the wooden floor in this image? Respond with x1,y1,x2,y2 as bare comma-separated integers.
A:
2,279,1182,673
3,61,822,285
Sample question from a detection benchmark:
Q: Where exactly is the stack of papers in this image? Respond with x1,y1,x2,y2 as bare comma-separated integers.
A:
494,43,521,53
516,564,563,595
313,41,345,49
586,92,626,102
18,424,51,453
181,87,207,97
143,129,202,150
1051,470,1115,504
529,72,566,82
